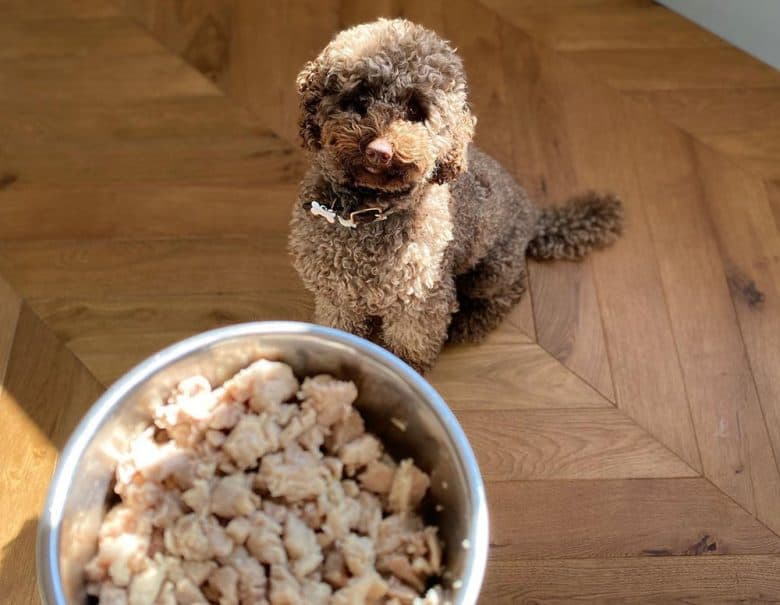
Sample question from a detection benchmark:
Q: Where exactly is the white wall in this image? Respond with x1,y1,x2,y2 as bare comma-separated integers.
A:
658,0,780,70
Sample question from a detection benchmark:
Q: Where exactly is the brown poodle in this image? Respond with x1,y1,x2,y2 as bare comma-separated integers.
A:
288,19,622,372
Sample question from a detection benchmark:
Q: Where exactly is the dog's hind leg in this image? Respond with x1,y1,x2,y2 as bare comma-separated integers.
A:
449,274,527,343
449,231,529,343
314,296,371,338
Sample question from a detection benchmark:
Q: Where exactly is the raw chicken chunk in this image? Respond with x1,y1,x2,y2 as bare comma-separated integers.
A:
223,413,281,469
153,581,176,605
301,578,332,605
211,473,259,518
225,516,252,545
326,409,365,452
387,459,431,514
269,563,303,605
338,434,382,475
224,546,268,604
99,583,129,605
181,559,217,587
358,459,396,495
259,450,329,502
340,533,375,576
331,572,389,605
165,514,233,561
284,514,323,579
299,375,357,426
247,523,287,565
127,559,166,605
208,565,239,605
174,577,208,604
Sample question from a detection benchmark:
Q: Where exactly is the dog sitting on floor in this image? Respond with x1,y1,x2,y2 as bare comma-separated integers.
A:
288,18,622,372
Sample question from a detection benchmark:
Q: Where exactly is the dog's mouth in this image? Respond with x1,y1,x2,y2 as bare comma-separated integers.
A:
350,162,420,192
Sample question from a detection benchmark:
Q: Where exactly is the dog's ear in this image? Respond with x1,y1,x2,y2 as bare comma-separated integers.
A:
296,59,325,151
432,107,476,184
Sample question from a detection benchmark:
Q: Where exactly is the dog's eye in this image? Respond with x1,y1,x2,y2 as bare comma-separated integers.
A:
339,95,368,116
406,96,427,123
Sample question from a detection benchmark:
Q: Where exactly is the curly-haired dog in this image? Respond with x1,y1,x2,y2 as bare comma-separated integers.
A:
288,19,622,372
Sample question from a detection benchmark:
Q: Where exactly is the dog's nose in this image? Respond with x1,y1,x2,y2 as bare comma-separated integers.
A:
365,138,393,166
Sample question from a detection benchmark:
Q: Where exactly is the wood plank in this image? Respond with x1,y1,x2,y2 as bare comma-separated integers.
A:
626,89,780,182
0,183,298,241
481,0,725,51
476,303,536,346
0,0,120,20
552,52,702,470
1,301,104,448
0,275,22,391
694,142,780,502
482,0,780,187
488,479,780,560
626,100,780,534
429,343,611,410
0,238,303,299
482,555,780,604
339,0,399,26
1,129,303,187
225,1,340,143
0,303,104,605
115,0,154,23
626,89,780,137
0,517,38,605
0,53,220,104
498,26,615,400
0,94,267,148
563,47,780,92
769,180,780,236
459,408,696,480
0,16,162,58
31,291,314,385
0,104,301,200
116,0,233,81
695,129,780,184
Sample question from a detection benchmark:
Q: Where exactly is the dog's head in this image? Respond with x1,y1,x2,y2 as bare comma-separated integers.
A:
296,19,475,193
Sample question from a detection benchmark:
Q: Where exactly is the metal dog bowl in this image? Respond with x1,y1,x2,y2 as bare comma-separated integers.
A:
37,322,489,604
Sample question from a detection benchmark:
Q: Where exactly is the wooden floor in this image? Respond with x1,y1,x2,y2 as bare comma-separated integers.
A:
2,0,780,602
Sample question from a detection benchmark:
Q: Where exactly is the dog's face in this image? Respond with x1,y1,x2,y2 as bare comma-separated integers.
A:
296,19,475,193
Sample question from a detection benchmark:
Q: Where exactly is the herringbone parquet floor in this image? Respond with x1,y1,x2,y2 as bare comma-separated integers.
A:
2,1,780,602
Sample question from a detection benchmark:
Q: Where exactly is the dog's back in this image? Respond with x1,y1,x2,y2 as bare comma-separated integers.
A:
449,145,539,276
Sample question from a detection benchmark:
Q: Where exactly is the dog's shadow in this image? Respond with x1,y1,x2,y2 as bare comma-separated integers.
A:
0,518,39,602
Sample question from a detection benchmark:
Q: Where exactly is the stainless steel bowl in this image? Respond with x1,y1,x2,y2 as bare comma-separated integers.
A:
38,322,489,604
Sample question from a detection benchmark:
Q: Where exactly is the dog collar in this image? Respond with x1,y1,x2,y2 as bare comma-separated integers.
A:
306,200,390,229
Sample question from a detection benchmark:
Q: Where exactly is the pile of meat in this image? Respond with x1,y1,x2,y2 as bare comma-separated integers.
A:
84,360,446,605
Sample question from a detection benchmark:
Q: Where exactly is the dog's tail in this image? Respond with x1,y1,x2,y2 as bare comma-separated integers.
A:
527,191,624,261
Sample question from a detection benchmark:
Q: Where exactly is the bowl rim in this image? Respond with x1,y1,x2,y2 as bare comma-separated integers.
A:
37,321,489,605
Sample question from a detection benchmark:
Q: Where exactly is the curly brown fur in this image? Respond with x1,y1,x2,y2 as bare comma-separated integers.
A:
528,192,624,261
288,19,623,372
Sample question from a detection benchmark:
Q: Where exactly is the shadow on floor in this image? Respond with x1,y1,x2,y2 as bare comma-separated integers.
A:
3,302,104,452
0,518,40,603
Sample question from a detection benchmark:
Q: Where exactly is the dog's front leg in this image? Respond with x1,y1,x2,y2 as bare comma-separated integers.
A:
381,283,456,373
314,296,371,338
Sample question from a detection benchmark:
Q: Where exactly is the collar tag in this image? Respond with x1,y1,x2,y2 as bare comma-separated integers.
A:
310,201,337,224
